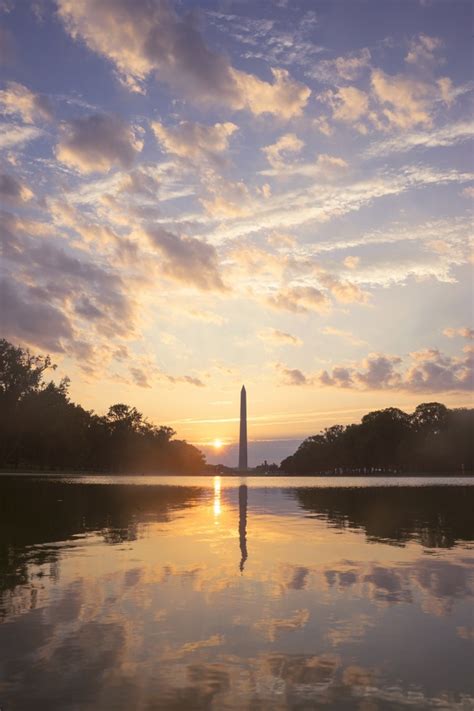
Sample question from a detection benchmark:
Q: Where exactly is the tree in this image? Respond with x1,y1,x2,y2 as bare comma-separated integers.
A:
411,402,448,434
0,339,206,473
0,340,58,467
280,403,473,475
254,461,280,473
358,408,412,468
0,339,55,407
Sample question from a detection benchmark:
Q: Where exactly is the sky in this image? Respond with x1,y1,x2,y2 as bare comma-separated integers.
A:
0,0,473,465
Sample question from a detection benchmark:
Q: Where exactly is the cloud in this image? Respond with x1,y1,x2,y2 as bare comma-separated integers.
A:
0,173,33,204
151,120,237,162
0,81,53,123
166,373,204,387
268,286,330,314
147,226,226,291
320,65,458,135
208,164,473,245
279,354,402,390
321,86,369,123
370,68,450,129
258,183,272,199
344,256,360,269
200,177,252,218
366,120,474,158
317,273,370,304
303,216,471,286
56,0,310,116
0,275,74,351
124,354,205,389
404,347,473,392
258,328,303,347
316,154,348,172
278,347,473,393
319,366,354,388
229,243,287,278
118,168,161,197
1,210,138,346
129,363,205,388
443,327,474,340
0,123,43,150
184,309,226,325
55,114,143,174
354,353,402,389
313,116,333,136
321,327,367,347
260,152,348,178
57,0,225,94
3,3,471,403
229,67,311,119
130,366,152,388
262,132,304,169
405,34,444,66
309,48,371,82
275,363,310,386
207,9,322,71
461,185,474,199
266,232,296,248
48,198,120,248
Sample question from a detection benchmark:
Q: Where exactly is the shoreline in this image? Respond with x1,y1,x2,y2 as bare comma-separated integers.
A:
1,470,472,478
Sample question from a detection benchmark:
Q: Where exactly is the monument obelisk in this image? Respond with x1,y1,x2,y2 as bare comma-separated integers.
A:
238,385,248,470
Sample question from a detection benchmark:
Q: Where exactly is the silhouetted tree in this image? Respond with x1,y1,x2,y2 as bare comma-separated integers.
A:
254,460,280,473
0,339,54,406
0,339,205,473
281,402,473,475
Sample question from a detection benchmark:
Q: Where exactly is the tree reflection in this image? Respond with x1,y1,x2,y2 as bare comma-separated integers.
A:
0,477,204,617
294,485,474,547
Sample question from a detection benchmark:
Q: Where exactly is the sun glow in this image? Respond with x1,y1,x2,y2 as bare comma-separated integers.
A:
213,438,223,450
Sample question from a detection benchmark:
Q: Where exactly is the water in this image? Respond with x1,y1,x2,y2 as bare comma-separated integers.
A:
0,475,473,710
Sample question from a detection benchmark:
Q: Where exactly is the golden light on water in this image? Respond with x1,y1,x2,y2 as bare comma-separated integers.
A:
213,476,221,519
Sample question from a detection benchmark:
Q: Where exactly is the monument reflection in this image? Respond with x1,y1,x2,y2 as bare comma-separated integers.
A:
238,483,248,572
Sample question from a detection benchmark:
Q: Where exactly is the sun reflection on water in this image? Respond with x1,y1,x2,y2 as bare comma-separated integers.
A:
213,475,221,520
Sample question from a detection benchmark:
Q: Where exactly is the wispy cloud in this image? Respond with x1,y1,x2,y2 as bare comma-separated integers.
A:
0,122,43,149
258,328,303,347
321,327,367,347
366,120,474,158
0,81,52,122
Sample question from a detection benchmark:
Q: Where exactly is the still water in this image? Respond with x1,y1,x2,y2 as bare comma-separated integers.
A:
0,475,473,710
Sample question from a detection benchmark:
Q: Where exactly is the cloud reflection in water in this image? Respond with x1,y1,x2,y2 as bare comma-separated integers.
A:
0,476,473,710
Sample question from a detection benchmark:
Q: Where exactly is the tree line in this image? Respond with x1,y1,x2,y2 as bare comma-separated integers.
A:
1,338,472,476
280,402,473,474
0,339,205,473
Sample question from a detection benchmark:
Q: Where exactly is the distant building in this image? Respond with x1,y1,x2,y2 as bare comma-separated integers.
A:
239,385,248,470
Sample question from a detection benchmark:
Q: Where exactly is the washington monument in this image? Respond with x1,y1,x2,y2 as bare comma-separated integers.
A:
239,385,248,470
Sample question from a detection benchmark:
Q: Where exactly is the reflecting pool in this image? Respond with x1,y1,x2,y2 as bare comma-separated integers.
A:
1,476,473,710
